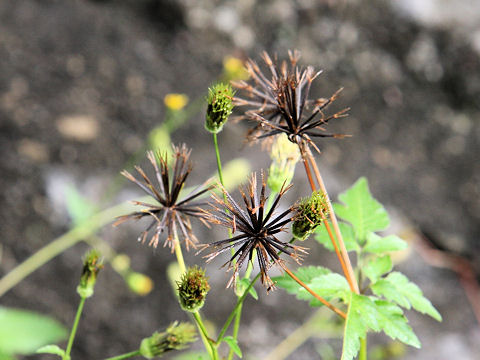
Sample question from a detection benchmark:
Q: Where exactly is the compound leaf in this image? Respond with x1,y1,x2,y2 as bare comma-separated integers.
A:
334,178,389,243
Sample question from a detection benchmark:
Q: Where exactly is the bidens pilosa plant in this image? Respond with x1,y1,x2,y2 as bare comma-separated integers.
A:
19,50,441,360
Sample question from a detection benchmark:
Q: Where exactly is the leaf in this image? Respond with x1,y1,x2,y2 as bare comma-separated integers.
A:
363,255,393,283
372,272,442,321
334,178,389,243
0,307,67,355
342,293,375,360
315,222,359,252
65,185,97,225
372,300,420,348
371,279,410,308
36,345,65,358
237,278,258,300
273,266,331,295
363,233,407,254
297,273,350,306
222,336,242,358
342,293,420,360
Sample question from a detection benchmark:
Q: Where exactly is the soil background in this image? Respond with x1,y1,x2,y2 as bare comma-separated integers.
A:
0,0,479,359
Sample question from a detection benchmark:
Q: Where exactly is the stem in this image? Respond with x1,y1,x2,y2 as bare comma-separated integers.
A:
103,350,142,360
280,264,346,319
299,144,317,190
213,133,225,188
265,308,341,360
213,131,244,358
0,201,137,298
227,302,243,360
306,147,359,294
173,236,217,360
65,296,86,359
359,337,367,360
174,237,186,274
193,311,218,360
217,273,261,343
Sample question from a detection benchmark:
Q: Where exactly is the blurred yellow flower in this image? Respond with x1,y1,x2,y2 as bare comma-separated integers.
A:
164,93,189,111
127,272,154,296
223,56,249,81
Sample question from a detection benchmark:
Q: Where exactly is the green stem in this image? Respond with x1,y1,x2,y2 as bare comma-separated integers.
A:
173,236,217,360
359,337,367,360
103,350,142,360
227,302,243,360
265,308,341,360
193,311,218,360
217,273,261,343
65,296,86,359
173,237,186,274
212,133,225,187
0,201,138,298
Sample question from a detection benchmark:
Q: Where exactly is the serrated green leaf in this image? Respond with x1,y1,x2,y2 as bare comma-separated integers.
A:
0,307,67,355
342,294,420,360
297,273,350,306
373,300,421,348
342,293,373,360
65,185,97,226
371,279,410,308
363,234,408,254
36,344,65,357
376,272,442,321
222,336,242,358
315,221,359,252
363,255,393,283
273,266,331,295
334,178,389,242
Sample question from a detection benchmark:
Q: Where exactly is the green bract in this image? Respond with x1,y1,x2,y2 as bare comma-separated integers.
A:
205,83,234,134
76,250,103,299
292,191,329,240
177,266,210,312
139,322,197,359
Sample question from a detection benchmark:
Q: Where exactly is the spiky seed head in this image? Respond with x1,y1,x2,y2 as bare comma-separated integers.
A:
292,191,329,240
177,266,210,312
77,249,103,298
139,321,197,358
205,83,235,134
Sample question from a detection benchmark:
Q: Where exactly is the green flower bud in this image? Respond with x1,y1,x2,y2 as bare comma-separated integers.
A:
292,191,329,240
139,322,197,359
76,250,103,298
267,134,300,193
205,83,234,134
177,266,210,312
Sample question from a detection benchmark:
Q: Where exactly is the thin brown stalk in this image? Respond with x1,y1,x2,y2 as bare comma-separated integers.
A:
298,144,359,293
306,147,359,294
280,263,346,319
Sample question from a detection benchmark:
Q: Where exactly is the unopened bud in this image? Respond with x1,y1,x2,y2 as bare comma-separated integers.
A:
292,191,329,240
205,83,234,134
77,250,103,298
267,134,300,192
177,266,210,312
139,322,197,359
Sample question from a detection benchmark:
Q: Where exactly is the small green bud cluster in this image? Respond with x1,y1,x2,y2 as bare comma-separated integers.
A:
205,83,235,134
267,134,300,192
292,191,329,240
76,250,103,298
177,266,210,312
139,322,197,359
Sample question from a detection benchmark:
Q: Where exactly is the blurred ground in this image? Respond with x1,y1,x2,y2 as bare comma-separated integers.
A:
0,0,479,359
